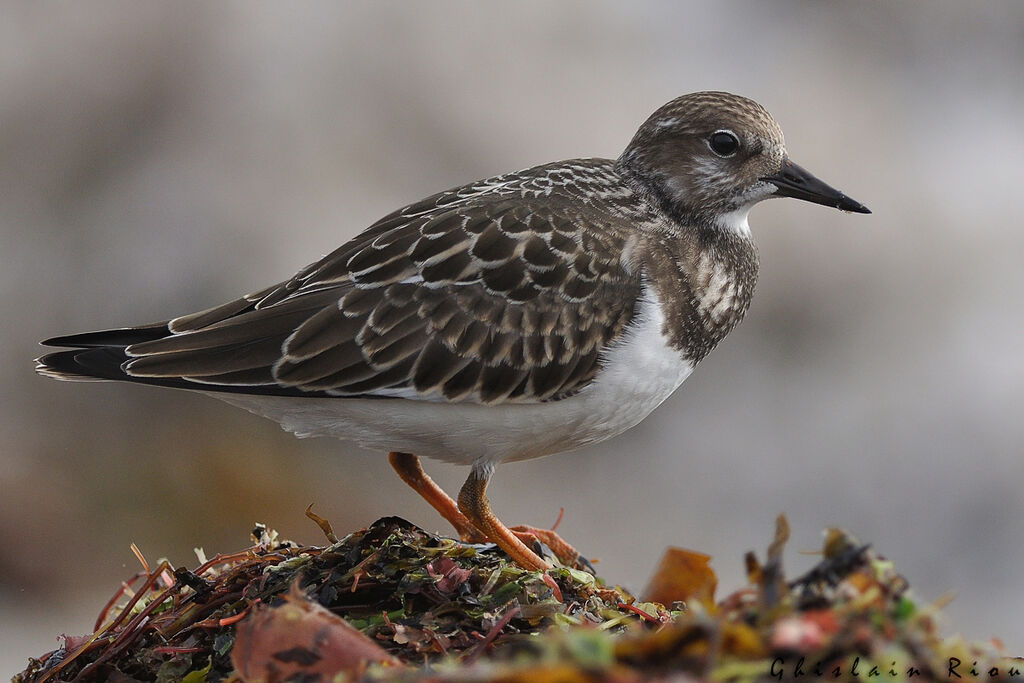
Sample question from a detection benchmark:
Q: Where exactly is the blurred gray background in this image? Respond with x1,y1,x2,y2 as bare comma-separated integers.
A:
3,1,1023,673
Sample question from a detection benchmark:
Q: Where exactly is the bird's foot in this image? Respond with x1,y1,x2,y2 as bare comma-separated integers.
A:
508,525,590,572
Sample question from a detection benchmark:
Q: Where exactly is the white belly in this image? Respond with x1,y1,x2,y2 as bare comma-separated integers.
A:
210,284,693,467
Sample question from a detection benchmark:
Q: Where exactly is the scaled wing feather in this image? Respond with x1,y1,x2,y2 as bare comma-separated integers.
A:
99,161,645,404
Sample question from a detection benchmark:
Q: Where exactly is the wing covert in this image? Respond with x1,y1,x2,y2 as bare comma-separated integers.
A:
124,167,643,404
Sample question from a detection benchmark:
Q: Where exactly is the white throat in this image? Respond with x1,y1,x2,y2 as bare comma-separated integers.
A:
715,205,752,237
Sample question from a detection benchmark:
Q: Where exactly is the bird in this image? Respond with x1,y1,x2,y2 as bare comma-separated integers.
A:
36,91,869,572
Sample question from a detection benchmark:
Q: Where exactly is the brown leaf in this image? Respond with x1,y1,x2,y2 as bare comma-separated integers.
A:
641,546,716,608
231,583,400,682
428,556,472,594
58,633,93,652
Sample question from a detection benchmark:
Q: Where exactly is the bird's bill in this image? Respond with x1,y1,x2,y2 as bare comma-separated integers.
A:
762,158,870,214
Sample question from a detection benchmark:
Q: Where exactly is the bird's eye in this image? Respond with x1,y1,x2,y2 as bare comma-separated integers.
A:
709,130,740,157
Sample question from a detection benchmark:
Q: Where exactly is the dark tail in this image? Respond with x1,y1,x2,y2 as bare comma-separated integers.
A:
35,323,317,397
36,324,170,382
41,324,170,349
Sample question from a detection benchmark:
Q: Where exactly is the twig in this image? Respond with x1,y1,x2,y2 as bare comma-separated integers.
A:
305,503,339,543
464,604,521,664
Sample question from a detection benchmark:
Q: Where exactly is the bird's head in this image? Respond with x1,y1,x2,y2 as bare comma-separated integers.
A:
618,91,869,233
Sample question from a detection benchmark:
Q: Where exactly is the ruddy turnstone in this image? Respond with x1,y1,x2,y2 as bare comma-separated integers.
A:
37,91,869,571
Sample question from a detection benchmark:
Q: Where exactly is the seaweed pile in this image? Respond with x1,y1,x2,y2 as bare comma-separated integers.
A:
14,514,1021,682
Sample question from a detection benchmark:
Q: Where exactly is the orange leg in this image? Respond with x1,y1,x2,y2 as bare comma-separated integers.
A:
388,452,482,541
390,453,584,571
457,465,551,572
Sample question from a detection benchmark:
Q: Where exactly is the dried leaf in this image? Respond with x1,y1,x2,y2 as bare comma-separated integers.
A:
760,514,790,608
428,556,472,594
231,583,400,681
641,546,716,608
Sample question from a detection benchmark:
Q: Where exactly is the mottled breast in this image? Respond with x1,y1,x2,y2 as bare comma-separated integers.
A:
639,229,758,364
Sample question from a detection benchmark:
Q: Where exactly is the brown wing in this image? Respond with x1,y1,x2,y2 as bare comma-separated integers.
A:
120,170,642,404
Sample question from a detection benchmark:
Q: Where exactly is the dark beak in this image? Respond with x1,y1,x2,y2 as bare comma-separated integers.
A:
762,158,870,214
